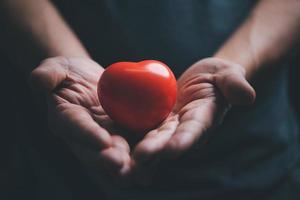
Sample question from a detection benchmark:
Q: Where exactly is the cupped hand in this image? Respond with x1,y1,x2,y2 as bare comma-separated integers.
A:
132,57,256,184
30,57,133,183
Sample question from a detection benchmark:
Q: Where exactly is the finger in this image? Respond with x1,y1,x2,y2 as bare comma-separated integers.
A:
67,141,131,180
30,57,69,91
164,100,217,158
48,96,112,150
132,115,177,186
179,58,256,105
100,147,133,184
90,106,132,153
215,65,256,105
133,114,179,164
111,135,130,153
100,147,130,173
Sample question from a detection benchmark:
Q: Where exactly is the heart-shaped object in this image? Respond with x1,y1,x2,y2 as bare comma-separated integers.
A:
98,60,177,133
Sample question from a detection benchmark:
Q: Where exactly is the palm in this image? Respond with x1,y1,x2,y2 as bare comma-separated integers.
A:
134,73,226,162
51,59,101,112
170,76,226,151
132,58,255,184
31,57,132,182
47,58,110,144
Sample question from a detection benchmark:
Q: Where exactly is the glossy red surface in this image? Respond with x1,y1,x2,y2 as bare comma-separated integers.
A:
98,60,177,133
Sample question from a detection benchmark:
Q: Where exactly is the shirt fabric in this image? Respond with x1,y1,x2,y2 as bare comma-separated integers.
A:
4,0,300,200
53,0,300,199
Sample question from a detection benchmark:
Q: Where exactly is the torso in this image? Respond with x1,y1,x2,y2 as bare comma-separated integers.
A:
50,1,300,199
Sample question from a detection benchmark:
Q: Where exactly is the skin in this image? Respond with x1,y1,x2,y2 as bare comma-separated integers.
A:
30,57,132,181
1,0,300,186
132,0,300,184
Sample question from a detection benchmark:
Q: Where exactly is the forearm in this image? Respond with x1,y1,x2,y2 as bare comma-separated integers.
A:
0,0,89,76
215,0,300,80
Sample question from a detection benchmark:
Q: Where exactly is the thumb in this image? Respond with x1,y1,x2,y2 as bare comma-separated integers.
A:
30,57,69,92
215,68,256,105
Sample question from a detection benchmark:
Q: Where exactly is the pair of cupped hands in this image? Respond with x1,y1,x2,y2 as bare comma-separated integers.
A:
30,56,255,186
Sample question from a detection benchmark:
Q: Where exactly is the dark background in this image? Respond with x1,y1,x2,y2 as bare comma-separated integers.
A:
0,43,299,199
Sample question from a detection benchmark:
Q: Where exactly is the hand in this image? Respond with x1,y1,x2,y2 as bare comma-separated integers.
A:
30,57,133,183
132,57,256,184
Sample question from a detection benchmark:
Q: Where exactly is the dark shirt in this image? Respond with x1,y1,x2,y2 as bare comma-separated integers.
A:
3,0,299,200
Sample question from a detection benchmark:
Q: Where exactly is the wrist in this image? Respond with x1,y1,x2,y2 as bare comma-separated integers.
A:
213,47,260,81
44,42,90,59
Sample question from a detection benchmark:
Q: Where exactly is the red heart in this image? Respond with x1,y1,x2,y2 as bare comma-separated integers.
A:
98,60,177,133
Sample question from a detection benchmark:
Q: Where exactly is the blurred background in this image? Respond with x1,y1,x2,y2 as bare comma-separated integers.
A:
0,1,299,199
